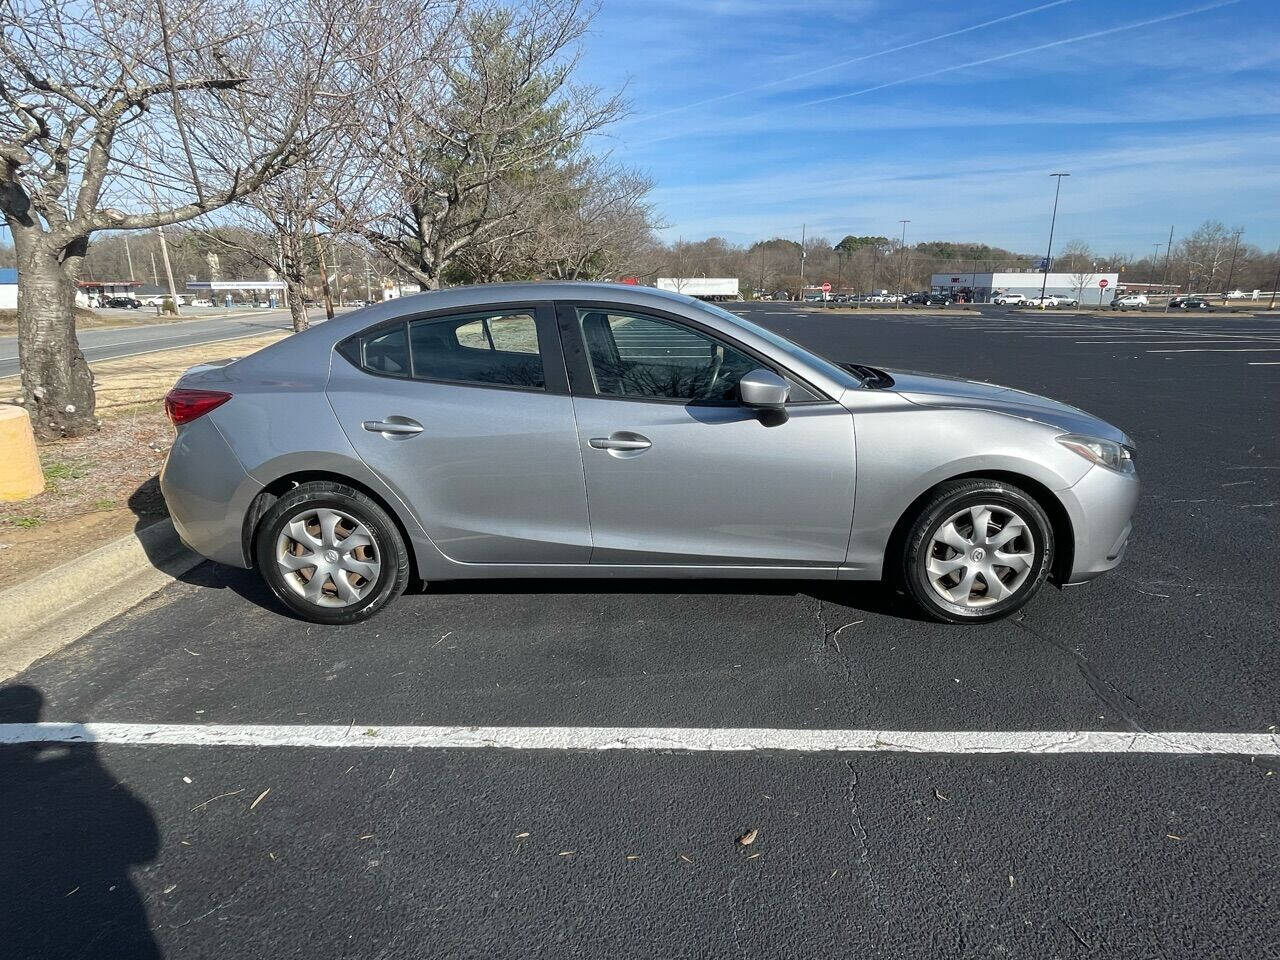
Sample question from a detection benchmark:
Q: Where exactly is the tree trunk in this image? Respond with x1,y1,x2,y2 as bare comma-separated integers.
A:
286,275,309,332
16,238,97,439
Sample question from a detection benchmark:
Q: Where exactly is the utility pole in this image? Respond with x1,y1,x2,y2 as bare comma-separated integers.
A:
1038,173,1070,306
364,248,373,303
156,225,180,315
897,219,910,300
798,223,806,301
1162,225,1175,313
312,223,335,319
123,233,135,282
1223,228,1243,301
150,250,159,286
1268,245,1280,311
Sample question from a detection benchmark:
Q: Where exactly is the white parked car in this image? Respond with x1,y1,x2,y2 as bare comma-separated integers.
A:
1111,294,1149,310
992,292,1027,305
1225,289,1246,299
190,298,214,307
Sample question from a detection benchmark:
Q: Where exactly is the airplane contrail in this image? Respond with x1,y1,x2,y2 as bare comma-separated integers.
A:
788,0,1243,112
632,0,1243,146
625,0,1079,126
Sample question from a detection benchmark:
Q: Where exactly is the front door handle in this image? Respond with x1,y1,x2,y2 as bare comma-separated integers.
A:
363,418,423,436
589,432,651,452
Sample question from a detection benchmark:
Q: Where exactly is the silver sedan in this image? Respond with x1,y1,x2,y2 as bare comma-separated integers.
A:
161,283,1138,625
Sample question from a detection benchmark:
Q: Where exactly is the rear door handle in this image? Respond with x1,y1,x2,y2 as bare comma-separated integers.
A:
589,432,651,451
363,418,423,436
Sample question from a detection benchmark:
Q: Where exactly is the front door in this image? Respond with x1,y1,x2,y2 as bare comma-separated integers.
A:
560,303,856,566
327,303,591,564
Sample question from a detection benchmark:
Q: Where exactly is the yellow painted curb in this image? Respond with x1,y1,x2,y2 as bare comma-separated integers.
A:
0,405,43,501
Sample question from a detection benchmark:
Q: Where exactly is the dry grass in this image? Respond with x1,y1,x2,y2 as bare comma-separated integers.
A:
0,306,138,335
0,329,286,586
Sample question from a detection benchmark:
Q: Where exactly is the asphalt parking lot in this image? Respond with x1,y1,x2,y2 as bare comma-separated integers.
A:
3,304,1277,958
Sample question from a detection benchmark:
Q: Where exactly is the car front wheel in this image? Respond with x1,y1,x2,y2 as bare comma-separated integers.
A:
900,478,1053,623
255,481,409,624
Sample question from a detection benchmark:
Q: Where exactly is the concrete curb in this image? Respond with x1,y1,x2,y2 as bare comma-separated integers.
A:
0,518,201,680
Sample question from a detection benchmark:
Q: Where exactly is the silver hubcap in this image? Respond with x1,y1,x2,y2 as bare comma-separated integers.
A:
276,508,381,608
926,504,1036,608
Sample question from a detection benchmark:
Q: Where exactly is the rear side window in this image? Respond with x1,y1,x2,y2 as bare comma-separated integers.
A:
340,311,544,389
409,311,544,388
358,326,409,377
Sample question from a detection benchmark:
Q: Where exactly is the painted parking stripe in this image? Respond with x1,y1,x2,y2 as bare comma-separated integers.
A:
1,723,1276,756
1145,348,1280,353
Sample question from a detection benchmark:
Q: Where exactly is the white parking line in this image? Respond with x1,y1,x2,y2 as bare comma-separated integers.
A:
2,723,1276,756
1146,348,1280,353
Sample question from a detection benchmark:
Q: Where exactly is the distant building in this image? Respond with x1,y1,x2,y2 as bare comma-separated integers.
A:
0,268,16,309
76,278,141,306
931,271,1120,304
186,280,286,307
655,277,739,301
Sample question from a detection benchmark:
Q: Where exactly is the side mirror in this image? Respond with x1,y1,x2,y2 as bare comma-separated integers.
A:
739,368,789,408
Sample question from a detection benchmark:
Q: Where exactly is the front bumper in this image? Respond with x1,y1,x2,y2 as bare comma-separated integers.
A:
1060,463,1140,584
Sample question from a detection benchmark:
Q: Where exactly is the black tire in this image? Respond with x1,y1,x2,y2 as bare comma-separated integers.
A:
254,481,409,624
899,478,1054,624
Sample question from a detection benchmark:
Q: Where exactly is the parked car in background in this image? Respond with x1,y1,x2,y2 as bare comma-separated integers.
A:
903,292,952,306
992,292,1027,305
104,296,143,309
162,282,1138,626
1057,296,1080,307
1169,296,1211,310
191,298,214,307
1026,295,1069,308
1225,289,1246,299
1111,294,1149,310
140,294,186,307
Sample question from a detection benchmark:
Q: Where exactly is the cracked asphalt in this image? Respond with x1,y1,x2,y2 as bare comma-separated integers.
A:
3,303,1277,958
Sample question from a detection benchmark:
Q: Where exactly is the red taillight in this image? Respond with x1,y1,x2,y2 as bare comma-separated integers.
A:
164,388,231,425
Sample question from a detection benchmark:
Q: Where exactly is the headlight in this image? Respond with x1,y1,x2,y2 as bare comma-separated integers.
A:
1057,434,1135,474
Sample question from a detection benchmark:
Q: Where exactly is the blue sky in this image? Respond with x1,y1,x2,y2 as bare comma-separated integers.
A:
579,0,1279,255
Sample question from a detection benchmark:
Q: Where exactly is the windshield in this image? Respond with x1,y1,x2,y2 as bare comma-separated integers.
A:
697,301,864,389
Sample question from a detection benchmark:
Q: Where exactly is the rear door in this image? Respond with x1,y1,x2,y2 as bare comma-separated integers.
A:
558,301,856,567
327,302,591,564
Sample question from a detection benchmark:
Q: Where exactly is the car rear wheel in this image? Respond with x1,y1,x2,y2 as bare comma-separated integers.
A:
255,481,409,624
900,478,1053,623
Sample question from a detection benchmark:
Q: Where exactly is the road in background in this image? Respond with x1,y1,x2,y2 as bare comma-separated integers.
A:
0,307,349,379
3,303,1277,958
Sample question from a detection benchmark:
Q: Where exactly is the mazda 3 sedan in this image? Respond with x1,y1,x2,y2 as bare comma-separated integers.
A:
161,283,1138,625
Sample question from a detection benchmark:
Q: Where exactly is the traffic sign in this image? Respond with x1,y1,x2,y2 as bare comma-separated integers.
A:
821,282,831,293
1098,279,1109,288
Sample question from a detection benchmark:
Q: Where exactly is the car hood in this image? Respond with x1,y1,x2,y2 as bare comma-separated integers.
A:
884,369,1132,445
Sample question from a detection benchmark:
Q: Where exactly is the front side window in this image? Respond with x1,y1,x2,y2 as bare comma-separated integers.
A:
408,311,544,388
576,308,758,403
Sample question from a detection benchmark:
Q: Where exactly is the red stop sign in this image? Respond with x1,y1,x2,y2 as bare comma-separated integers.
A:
821,282,831,293
1098,279,1109,288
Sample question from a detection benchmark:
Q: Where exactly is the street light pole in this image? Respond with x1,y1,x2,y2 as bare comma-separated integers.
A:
798,223,806,301
1038,173,1069,305
897,219,910,301
1162,224,1175,314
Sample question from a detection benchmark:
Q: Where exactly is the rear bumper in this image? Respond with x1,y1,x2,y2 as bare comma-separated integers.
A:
160,416,260,568
1060,464,1140,584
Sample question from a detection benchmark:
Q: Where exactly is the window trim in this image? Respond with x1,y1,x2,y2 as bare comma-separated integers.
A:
335,301,569,395
554,300,832,406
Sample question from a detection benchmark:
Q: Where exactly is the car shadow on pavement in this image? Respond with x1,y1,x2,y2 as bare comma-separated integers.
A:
176,558,928,624
0,684,163,960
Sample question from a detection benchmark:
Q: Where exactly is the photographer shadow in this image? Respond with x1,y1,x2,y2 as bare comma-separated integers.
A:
0,684,162,959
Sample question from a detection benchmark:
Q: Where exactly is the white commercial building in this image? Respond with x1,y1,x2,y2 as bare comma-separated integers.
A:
932,271,1120,305
655,277,739,301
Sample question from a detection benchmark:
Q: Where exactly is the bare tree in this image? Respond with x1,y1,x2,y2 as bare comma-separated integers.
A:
0,0,336,436
533,159,656,280
337,0,623,290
